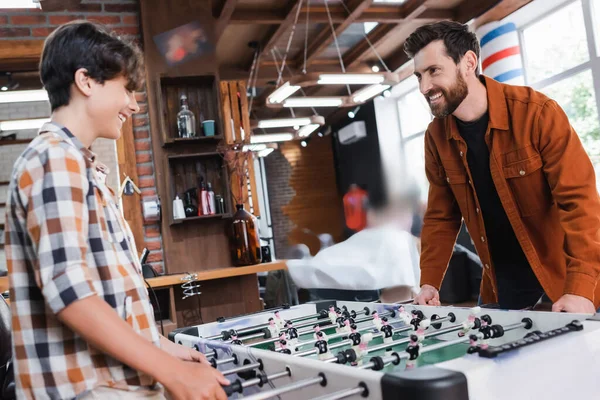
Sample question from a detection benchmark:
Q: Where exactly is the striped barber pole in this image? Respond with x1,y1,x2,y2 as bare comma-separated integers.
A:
476,22,525,85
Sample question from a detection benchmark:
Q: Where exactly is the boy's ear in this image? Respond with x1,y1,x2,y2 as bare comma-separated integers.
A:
73,68,93,97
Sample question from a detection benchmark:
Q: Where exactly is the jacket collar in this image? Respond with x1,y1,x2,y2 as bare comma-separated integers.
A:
444,74,510,140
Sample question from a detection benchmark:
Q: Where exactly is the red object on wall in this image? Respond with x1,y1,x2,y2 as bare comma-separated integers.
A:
343,184,368,232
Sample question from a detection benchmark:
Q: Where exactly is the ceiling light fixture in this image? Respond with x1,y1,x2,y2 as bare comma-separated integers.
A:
0,117,50,131
0,0,40,9
257,117,311,129
283,97,344,108
0,89,48,104
257,148,275,158
297,124,320,138
353,84,390,104
250,133,294,144
267,82,301,104
317,73,386,85
242,144,268,152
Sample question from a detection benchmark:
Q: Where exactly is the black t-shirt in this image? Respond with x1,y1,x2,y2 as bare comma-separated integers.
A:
455,111,544,310
287,327,298,339
381,324,393,338
315,340,328,354
336,316,345,328
349,332,361,346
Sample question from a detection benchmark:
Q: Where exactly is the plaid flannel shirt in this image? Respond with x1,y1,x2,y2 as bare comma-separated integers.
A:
5,122,161,399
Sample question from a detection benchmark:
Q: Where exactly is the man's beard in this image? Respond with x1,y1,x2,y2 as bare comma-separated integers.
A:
426,70,468,118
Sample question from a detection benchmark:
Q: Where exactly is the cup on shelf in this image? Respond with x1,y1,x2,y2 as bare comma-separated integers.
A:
202,120,216,137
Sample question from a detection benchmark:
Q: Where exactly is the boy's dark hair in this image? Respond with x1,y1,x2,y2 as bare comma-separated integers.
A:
404,21,480,75
40,21,144,112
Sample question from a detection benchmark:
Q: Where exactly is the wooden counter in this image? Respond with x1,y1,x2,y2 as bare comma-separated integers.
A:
146,260,287,289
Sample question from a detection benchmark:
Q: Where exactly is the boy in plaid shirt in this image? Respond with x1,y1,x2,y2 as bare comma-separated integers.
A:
5,21,228,399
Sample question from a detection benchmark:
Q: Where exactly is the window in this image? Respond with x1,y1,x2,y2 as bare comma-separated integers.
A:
397,88,432,139
522,0,589,84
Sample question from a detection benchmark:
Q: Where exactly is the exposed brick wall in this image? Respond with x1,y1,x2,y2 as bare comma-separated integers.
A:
0,0,164,273
264,149,295,258
264,137,345,258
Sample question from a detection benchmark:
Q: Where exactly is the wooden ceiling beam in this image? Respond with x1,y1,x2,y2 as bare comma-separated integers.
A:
296,0,373,69
472,0,533,29
257,0,303,60
215,0,240,40
342,0,428,69
382,0,503,72
229,6,454,24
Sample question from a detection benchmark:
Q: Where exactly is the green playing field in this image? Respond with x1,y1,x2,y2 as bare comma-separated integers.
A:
248,323,470,371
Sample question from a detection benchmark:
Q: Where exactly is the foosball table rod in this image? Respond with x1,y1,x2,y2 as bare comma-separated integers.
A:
316,313,460,362
221,361,262,376
205,309,332,341
365,316,477,355
294,320,410,351
241,373,327,400
222,368,292,396
359,318,533,370
250,310,395,348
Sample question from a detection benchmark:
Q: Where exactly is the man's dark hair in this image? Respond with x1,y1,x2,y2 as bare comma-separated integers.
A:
40,21,144,112
404,21,480,74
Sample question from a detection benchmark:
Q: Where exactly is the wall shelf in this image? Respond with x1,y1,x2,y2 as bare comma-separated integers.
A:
163,135,224,147
166,152,232,226
170,212,232,226
157,75,222,146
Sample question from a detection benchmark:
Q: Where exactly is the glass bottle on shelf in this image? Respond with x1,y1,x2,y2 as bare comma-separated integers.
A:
229,204,262,266
176,94,196,138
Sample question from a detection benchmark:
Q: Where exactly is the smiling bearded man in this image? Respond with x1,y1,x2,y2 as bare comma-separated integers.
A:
404,21,600,314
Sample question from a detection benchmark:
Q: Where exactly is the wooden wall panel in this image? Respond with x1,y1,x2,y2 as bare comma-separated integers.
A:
173,275,261,326
116,118,145,253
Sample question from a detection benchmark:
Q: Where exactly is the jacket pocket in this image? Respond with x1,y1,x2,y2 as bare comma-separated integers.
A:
503,154,552,217
444,169,470,222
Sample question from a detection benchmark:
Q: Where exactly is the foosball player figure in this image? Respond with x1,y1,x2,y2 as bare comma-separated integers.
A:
342,318,353,334
348,324,362,366
405,334,421,370
274,310,286,330
380,317,394,344
410,310,425,330
313,324,327,341
279,339,293,355
458,308,481,337
415,319,430,343
336,313,346,334
328,305,338,324
276,331,287,350
372,311,383,331
478,315,493,350
467,334,480,354
315,336,333,361
398,305,412,325
230,332,243,346
355,332,374,366
285,320,299,346
268,317,280,338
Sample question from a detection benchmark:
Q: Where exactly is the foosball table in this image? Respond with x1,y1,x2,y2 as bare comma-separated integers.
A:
169,300,600,400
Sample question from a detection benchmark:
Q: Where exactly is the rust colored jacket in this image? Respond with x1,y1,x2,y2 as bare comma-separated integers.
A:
420,75,600,307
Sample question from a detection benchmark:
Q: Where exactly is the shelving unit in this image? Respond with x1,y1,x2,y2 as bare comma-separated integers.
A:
157,75,222,146
166,151,232,226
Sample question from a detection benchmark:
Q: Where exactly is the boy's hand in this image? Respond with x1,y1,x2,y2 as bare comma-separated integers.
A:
164,361,229,400
160,336,210,366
